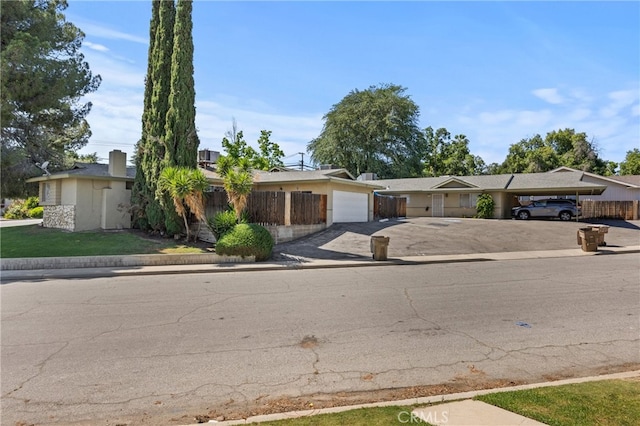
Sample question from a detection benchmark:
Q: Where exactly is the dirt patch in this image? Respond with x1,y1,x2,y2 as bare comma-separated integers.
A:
180,363,640,424
124,228,213,251
300,335,319,349
183,378,523,424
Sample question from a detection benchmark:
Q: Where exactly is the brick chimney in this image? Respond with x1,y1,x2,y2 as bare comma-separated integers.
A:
109,150,127,177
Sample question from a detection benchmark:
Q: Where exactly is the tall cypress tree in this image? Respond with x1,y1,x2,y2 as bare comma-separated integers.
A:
131,0,160,230
133,0,175,232
164,0,199,168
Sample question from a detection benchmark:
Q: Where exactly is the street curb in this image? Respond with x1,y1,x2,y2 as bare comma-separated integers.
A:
0,252,254,271
181,370,640,425
1,246,639,282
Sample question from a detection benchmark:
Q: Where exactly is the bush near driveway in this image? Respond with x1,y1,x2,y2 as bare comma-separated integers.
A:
215,223,274,261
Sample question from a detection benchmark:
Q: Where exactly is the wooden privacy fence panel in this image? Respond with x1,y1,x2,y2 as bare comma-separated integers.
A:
204,189,229,217
205,189,286,225
246,191,286,226
581,200,639,220
374,194,407,219
291,192,327,225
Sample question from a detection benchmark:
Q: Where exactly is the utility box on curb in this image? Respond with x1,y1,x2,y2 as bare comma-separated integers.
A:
577,228,598,252
370,236,390,261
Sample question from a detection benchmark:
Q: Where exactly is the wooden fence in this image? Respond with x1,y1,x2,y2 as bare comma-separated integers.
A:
581,200,639,220
205,189,327,226
374,194,406,219
290,192,327,225
246,191,286,226
204,189,229,216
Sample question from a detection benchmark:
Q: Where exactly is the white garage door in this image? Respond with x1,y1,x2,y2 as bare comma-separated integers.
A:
333,190,368,222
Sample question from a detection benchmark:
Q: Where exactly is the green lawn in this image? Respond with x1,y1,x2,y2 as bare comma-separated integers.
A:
241,379,639,426
254,406,416,426
0,224,207,258
476,379,640,426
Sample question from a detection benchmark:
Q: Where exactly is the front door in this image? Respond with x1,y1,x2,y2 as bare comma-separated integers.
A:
432,194,444,217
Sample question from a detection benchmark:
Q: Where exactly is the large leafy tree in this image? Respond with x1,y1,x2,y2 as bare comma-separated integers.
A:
422,127,486,176
498,128,612,175
500,134,559,173
619,148,640,175
1,0,101,197
307,84,425,179
545,128,610,175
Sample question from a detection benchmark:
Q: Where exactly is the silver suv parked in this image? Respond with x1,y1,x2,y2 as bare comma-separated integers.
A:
512,199,580,221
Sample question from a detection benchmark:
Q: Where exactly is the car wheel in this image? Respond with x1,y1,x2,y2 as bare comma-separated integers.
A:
559,211,572,221
518,210,530,220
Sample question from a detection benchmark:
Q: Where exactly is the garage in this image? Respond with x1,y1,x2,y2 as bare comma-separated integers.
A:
332,190,368,222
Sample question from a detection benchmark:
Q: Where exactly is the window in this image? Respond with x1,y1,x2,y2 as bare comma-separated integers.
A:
41,183,51,203
460,193,479,208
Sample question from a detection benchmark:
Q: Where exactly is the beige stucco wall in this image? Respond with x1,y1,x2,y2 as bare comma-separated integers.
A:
41,178,132,232
493,192,513,219
397,191,511,219
102,180,132,230
71,179,105,231
400,193,431,217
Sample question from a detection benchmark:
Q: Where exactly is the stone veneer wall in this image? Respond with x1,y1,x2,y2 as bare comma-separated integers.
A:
43,205,75,231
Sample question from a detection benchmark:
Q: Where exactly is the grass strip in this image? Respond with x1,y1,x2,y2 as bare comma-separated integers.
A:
475,379,640,426
256,406,422,426
245,379,640,426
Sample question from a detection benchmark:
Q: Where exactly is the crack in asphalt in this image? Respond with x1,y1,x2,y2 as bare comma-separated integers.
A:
402,287,502,356
3,341,69,399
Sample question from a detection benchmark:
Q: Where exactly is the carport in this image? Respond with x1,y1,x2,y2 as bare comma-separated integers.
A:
506,172,607,221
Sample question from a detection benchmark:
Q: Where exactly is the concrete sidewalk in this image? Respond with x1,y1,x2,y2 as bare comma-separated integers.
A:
2,244,639,282
179,370,639,425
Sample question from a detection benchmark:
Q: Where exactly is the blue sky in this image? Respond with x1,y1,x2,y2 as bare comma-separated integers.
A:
68,0,639,170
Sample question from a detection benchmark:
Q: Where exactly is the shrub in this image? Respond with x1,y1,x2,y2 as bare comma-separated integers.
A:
3,199,28,219
28,206,44,218
475,193,495,219
215,223,274,261
207,210,238,240
24,196,39,210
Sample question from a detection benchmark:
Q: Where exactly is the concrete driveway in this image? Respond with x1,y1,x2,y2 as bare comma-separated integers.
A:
273,217,640,261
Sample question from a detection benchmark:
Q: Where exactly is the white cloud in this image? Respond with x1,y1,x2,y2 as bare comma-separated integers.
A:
455,86,640,165
78,21,147,44
82,49,145,88
532,88,565,105
599,89,639,119
83,41,109,52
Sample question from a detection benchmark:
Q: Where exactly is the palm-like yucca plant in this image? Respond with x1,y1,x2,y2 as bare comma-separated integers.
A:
217,155,254,221
223,168,253,221
158,166,209,240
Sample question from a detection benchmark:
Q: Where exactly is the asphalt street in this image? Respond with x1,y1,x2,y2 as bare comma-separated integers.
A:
2,253,638,425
